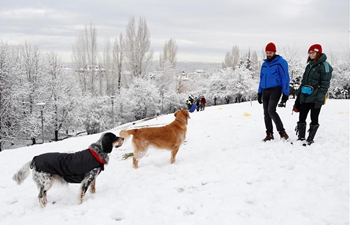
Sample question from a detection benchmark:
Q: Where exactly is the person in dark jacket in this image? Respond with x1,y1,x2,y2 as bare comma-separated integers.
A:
258,42,290,141
200,96,206,111
196,97,200,111
293,44,332,145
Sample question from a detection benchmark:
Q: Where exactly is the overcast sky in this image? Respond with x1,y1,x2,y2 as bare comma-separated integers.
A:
0,0,348,63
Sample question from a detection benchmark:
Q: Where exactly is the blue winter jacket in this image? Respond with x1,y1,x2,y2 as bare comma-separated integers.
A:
258,55,290,95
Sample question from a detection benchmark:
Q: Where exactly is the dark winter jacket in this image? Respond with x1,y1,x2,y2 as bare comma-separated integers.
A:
32,136,109,183
258,55,290,95
296,53,332,104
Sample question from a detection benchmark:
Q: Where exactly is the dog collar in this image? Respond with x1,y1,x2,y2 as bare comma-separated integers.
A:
89,148,106,164
176,118,187,125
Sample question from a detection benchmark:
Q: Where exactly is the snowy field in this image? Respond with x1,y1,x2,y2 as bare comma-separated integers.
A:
0,99,349,225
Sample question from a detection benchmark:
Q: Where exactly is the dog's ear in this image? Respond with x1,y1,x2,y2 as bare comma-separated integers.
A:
184,110,190,119
174,110,179,117
101,132,117,153
180,110,189,119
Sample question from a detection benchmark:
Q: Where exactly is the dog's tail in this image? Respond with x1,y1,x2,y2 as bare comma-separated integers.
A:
12,161,32,185
119,129,136,140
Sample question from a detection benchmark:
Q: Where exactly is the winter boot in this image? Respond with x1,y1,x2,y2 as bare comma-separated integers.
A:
263,132,274,142
295,122,306,141
306,124,320,145
279,130,289,140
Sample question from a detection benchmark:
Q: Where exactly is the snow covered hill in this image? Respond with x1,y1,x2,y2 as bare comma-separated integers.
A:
0,99,348,225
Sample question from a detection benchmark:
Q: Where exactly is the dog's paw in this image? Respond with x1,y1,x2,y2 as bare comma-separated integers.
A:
122,152,134,160
39,198,47,208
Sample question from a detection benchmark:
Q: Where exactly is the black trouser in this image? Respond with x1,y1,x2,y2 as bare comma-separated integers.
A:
298,102,321,125
262,87,284,133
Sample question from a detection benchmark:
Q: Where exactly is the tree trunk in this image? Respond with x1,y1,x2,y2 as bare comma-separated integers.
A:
55,130,58,142
31,137,36,145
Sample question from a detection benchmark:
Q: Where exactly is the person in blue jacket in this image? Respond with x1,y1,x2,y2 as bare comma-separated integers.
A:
258,42,290,141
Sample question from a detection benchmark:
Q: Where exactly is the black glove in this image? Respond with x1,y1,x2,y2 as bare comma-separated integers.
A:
314,100,323,109
281,94,289,103
258,93,262,104
277,94,289,107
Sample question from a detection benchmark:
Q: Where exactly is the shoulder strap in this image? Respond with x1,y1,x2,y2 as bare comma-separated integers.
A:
316,62,328,89
322,61,330,73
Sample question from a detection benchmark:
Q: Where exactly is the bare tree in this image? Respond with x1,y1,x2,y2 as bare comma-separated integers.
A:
124,17,153,78
159,38,178,70
222,45,240,70
113,33,124,93
251,51,260,79
103,38,112,96
72,23,98,95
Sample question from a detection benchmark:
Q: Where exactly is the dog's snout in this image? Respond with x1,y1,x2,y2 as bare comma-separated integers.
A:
114,136,124,148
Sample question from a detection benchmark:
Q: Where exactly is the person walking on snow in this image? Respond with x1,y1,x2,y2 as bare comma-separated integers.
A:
293,44,332,146
258,42,290,142
200,96,206,111
196,97,200,112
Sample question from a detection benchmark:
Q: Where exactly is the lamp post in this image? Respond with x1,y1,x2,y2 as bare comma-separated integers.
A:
110,96,115,127
36,102,45,144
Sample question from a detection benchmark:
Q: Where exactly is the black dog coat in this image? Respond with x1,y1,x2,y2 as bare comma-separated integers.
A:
32,148,105,183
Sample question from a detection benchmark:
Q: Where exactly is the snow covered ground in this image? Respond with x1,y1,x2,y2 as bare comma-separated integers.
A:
0,99,348,225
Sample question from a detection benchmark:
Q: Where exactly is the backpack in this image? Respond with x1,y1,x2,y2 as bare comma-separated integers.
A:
322,61,331,104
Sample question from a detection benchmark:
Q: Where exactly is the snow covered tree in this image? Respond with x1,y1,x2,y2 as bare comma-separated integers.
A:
0,41,14,150
17,42,46,144
43,52,83,141
281,45,304,98
230,64,258,102
328,49,350,99
80,96,112,134
118,77,160,121
156,39,178,113
206,70,233,104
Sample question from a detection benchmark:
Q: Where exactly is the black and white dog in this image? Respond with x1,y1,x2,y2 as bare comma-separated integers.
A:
12,132,124,207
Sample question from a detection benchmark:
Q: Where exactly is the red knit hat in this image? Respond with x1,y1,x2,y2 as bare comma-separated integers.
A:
265,42,276,52
308,44,322,54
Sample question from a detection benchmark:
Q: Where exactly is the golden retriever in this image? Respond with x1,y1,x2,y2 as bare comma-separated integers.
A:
119,109,190,168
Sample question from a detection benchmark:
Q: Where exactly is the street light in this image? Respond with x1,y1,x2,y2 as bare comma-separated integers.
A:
36,102,46,144
110,96,115,127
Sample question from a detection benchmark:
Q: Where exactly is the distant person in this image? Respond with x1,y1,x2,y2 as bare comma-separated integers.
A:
200,96,206,111
293,44,332,145
196,97,200,112
189,102,196,113
257,42,290,142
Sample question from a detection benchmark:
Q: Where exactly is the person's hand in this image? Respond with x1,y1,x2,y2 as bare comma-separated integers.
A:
258,93,262,104
293,96,300,112
281,94,289,103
